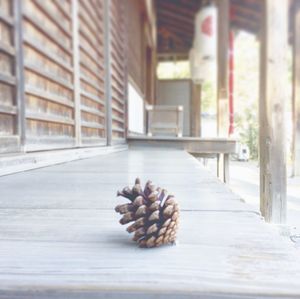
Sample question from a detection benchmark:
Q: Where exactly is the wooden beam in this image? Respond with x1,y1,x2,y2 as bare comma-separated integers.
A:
191,83,201,137
157,9,194,25
72,0,81,146
14,0,26,150
259,0,288,223
104,0,112,145
217,0,229,137
292,1,300,176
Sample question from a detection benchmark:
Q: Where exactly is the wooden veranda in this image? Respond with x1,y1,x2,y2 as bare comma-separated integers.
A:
0,0,296,224
0,0,300,297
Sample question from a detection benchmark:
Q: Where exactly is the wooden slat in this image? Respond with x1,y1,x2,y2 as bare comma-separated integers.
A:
80,59,104,81
112,114,124,124
0,41,15,56
79,0,103,33
26,111,75,125
80,90,105,106
0,73,16,85
80,74,104,94
112,103,125,114
25,85,74,108
79,42,104,71
0,104,17,115
0,11,14,26
24,63,74,90
23,10,73,55
78,7,102,42
80,105,105,118
23,35,73,73
32,0,72,37
52,0,72,20
112,126,125,133
81,121,104,129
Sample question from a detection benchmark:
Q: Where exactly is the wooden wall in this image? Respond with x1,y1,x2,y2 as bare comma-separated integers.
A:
23,0,75,150
110,0,126,142
127,0,144,94
126,0,157,105
0,0,144,154
78,0,106,145
0,0,19,153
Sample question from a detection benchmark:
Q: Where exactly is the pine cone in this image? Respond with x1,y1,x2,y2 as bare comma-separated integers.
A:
115,178,179,248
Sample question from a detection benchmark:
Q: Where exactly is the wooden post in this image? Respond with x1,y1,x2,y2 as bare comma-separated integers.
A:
72,0,81,147
191,83,201,137
14,0,26,151
217,0,229,138
259,0,288,223
292,1,300,177
104,0,112,146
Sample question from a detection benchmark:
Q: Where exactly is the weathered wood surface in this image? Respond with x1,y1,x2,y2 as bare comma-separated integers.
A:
0,148,300,298
217,0,229,137
259,0,288,223
292,0,300,176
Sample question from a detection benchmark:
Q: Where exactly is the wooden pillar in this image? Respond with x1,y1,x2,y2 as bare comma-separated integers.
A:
292,2,300,177
104,0,112,146
259,0,288,223
14,0,26,151
191,83,201,137
72,0,81,147
217,0,229,137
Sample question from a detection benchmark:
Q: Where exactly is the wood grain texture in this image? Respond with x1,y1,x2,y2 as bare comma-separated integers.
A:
259,0,288,223
0,148,300,298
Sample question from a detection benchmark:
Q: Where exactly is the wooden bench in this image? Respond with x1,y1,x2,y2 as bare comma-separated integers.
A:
128,136,237,183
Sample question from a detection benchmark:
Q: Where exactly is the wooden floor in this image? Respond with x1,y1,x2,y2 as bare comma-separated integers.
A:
0,148,300,298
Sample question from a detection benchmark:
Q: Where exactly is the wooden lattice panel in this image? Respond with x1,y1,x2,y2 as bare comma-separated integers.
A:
78,0,106,145
23,0,75,150
110,0,126,141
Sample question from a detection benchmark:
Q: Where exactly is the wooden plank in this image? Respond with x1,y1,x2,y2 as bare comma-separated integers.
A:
23,35,73,73
14,0,26,150
26,111,75,125
4,148,300,298
112,114,124,124
81,121,104,130
0,41,15,56
127,136,237,154
191,83,201,137
80,74,104,94
292,1,300,176
79,0,103,33
80,90,105,105
79,42,104,71
32,0,72,37
0,73,16,85
0,104,17,115
23,10,73,55
79,25,104,57
0,11,14,26
25,85,74,108
217,0,229,137
80,105,105,118
112,103,125,115
72,0,81,146
259,0,288,223
24,63,73,90
112,126,125,133
52,0,72,20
